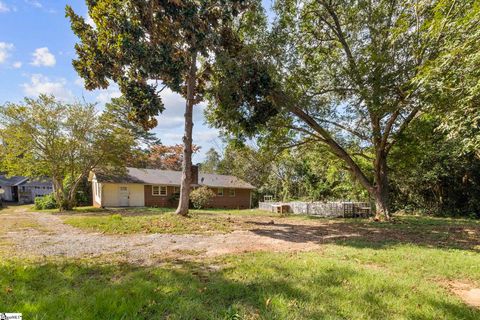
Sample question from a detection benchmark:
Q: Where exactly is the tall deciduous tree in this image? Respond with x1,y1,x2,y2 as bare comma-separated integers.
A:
66,0,258,215
200,147,221,173
103,97,161,147
415,0,480,156
207,0,473,219
0,95,134,211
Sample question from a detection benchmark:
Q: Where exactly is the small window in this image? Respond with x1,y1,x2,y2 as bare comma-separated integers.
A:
229,189,236,197
152,185,167,196
217,188,224,196
120,186,128,191
174,186,180,195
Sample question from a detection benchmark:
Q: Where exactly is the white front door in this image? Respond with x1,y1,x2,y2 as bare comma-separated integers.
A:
119,186,129,206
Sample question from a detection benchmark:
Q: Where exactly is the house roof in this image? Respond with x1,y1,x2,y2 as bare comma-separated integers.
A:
23,178,53,187
92,167,255,190
0,174,29,186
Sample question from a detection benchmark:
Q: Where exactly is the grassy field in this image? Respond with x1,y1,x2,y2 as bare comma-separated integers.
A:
1,206,479,319
1,245,480,319
60,207,480,245
60,207,276,234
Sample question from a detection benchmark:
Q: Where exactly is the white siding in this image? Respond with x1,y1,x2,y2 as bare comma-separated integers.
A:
102,183,145,207
0,186,13,201
93,179,102,205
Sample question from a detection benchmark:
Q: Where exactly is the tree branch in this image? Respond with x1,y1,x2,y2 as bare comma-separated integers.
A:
288,105,374,192
385,105,422,154
315,118,370,141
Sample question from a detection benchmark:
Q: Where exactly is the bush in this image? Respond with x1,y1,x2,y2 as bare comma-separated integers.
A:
190,186,216,209
34,193,58,210
75,191,89,207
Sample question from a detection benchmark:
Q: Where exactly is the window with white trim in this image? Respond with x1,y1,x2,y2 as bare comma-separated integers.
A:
217,188,224,196
152,185,167,196
229,188,236,197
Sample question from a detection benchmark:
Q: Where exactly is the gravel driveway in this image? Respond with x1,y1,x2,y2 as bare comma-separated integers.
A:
1,206,355,265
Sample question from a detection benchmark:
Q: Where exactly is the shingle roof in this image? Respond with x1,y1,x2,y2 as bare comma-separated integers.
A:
93,167,255,190
23,178,53,187
0,174,29,186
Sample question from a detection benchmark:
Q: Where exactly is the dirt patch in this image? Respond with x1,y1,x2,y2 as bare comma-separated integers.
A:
444,280,480,309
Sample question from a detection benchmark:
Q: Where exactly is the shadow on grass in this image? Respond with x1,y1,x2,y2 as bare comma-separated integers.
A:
1,257,478,319
247,216,480,252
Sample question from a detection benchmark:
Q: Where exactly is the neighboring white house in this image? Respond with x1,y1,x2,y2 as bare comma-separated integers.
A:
0,174,54,203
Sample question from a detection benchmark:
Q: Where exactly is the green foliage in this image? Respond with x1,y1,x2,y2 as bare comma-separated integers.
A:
109,214,123,221
206,0,480,217
66,0,260,128
207,139,368,204
103,97,161,146
190,186,216,209
34,194,58,210
0,95,135,211
415,0,480,155
200,148,221,174
389,114,480,217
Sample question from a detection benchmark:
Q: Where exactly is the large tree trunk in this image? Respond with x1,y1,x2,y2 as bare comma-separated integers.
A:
176,52,197,216
373,152,391,220
52,178,69,212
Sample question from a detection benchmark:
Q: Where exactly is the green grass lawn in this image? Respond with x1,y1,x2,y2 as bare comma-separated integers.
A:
1,244,480,319
2,207,480,319
58,207,276,234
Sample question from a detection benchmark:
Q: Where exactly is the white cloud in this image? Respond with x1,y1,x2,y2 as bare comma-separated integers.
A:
85,14,95,27
96,86,121,105
0,1,10,12
25,0,42,8
31,47,56,67
0,42,14,64
74,77,85,87
12,61,22,68
194,130,221,144
22,74,73,100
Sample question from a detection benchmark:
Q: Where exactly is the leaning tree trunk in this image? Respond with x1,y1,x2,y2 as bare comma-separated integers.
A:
176,52,197,216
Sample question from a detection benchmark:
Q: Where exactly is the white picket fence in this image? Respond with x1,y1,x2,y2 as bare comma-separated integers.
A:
258,201,371,218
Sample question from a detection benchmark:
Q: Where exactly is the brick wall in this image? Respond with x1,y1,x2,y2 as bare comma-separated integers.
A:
209,188,251,209
144,185,251,209
144,185,179,208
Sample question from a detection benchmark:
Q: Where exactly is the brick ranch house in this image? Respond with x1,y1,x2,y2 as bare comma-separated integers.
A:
89,166,255,209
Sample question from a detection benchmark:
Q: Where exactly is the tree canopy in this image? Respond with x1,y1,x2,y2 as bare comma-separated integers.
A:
206,0,480,219
66,0,261,215
0,95,134,210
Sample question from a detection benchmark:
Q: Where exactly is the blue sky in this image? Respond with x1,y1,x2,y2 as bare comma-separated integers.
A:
0,0,274,162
